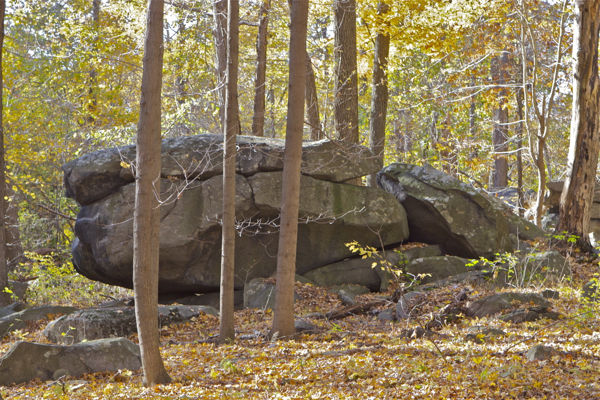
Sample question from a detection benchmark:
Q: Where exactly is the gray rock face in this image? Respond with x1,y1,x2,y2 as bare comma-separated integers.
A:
0,338,141,385
63,135,381,206
0,305,78,339
406,256,482,285
72,170,408,294
243,278,301,310
466,292,550,318
302,258,382,291
377,163,513,259
44,305,218,344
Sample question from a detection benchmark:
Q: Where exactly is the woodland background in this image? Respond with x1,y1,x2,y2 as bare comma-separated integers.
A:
4,0,572,255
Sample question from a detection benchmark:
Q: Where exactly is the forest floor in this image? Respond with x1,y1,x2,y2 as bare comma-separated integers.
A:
2,244,600,399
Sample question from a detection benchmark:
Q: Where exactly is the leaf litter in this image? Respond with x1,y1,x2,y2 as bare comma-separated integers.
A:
2,251,600,399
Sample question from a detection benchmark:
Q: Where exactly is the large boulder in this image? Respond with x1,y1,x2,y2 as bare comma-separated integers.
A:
72,170,409,294
377,163,513,259
45,305,218,344
0,338,141,385
63,135,381,206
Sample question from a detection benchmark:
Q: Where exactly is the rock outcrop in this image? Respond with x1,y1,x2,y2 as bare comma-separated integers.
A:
377,163,514,258
0,338,141,385
45,305,218,344
65,135,409,294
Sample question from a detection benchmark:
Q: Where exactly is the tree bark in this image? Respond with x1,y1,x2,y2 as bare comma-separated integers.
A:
251,0,270,137
133,0,171,386
516,88,524,217
333,0,358,144
219,0,239,344
270,0,309,339
305,55,321,140
366,2,390,187
556,0,600,242
0,0,8,308
213,0,228,130
491,50,509,188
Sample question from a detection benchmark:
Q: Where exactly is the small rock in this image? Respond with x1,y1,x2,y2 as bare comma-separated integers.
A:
243,278,301,310
464,327,505,343
398,327,438,339
337,290,356,307
295,320,318,334
466,292,550,318
396,291,425,319
526,344,558,361
541,289,560,300
377,310,394,321
501,307,561,323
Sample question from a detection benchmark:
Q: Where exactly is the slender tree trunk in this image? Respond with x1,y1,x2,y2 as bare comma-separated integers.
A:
556,0,600,242
491,50,509,188
213,0,228,130
251,0,270,137
219,0,239,344
133,0,171,386
0,0,8,308
270,0,309,339
516,88,524,217
366,2,390,187
305,55,321,140
333,0,358,144
86,0,100,125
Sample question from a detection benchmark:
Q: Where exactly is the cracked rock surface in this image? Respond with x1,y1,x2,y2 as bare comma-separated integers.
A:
67,137,409,294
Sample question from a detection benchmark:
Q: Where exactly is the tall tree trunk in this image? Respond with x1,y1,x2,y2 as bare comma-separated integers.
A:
251,0,270,137
0,0,8,308
366,2,390,187
491,50,509,188
213,0,228,130
133,0,171,386
556,0,600,243
270,0,309,339
305,55,321,140
333,0,358,144
86,0,100,125
516,88,524,217
219,0,239,344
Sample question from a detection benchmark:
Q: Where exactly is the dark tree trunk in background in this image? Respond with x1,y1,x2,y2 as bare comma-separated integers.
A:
270,0,309,339
251,0,270,137
219,0,239,344
133,0,171,386
516,88,525,217
556,0,600,243
213,0,228,130
333,0,358,144
0,0,8,308
491,50,509,188
305,55,321,140
366,2,390,187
